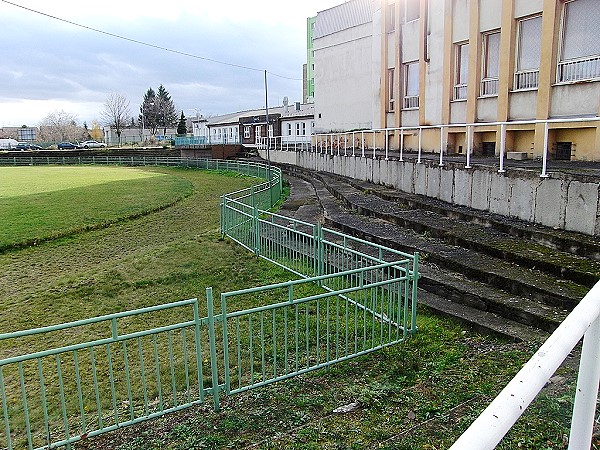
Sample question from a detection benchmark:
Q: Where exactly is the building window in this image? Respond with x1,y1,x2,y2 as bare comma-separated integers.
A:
405,0,419,22
387,3,396,32
268,124,273,138
514,15,542,90
387,68,395,112
454,42,469,100
296,123,301,136
481,31,500,96
287,123,292,136
403,61,419,108
244,126,250,138
301,122,306,136
557,0,600,83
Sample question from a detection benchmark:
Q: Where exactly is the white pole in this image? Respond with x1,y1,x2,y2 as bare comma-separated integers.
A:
400,129,404,162
344,134,347,156
465,125,472,168
439,126,444,166
498,123,506,173
385,129,389,160
352,131,356,157
361,131,365,158
417,128,422,164
372,131,376,159
541,121,549,178
568,315,600,450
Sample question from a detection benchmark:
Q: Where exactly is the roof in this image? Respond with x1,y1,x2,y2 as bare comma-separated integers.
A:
207,103,314,127
313,0,373,39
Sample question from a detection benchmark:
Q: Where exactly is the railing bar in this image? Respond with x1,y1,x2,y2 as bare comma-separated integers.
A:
181,329,190,405
137,338,149,416
55,355,71,446
0,368,11,450
167,331,177,408
90,347,103,430
260,312,266,382
18,362,33,450
106,345,119,426
272,309,277,379
153,335,164,412
249,316,254,386
73,350,87,434
37,359,50,448
233,317,241,391
122,341,134,421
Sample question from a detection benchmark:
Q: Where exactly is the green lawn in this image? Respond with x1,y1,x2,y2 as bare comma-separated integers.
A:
0,165,577,450
0,166,193,251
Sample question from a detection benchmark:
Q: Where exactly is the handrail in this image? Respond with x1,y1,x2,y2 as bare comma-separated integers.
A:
449,280,600,449
256,116,600,178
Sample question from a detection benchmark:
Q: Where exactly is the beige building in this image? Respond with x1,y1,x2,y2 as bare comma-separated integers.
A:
314,0,600,161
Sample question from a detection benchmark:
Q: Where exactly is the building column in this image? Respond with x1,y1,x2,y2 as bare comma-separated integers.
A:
534,0,560,155
465,0,480,126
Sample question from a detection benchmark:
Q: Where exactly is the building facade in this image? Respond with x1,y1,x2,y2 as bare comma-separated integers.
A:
313,0,600,160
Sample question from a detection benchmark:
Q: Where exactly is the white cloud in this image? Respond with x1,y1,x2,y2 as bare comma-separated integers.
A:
0,0,342,127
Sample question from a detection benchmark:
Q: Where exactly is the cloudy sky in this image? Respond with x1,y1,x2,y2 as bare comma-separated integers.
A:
0,0,342,127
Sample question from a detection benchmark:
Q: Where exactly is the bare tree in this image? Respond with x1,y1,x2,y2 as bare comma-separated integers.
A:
38,110,83,143
102,92,131,146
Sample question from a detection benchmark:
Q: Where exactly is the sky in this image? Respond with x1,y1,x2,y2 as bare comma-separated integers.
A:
0,0,343,127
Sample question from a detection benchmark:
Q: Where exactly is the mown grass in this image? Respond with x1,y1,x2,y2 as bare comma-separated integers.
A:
0,166,194,251
0,165,580,449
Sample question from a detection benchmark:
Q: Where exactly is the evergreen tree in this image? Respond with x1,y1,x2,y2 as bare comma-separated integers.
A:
156,85,177,136
139,88,159,136
177,111,187,135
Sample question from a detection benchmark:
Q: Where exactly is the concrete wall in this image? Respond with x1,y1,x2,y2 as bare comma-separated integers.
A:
261,149,600,236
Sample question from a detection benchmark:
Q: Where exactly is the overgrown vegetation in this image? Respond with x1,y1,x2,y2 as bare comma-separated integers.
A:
0,166,579,449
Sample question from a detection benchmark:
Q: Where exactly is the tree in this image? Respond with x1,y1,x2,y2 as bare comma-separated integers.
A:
156,85,177,136
90,120,104,141
38,110,84,143
139,88,159,137
101,92,131,146
177,111,187,136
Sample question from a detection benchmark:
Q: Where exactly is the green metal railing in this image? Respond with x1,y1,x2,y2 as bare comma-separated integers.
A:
0,156,418,449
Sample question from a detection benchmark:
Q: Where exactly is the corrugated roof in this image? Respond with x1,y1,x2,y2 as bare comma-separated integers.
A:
313,0,373,39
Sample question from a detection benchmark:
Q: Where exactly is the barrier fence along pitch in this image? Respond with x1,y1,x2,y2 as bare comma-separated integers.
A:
0,157,419,449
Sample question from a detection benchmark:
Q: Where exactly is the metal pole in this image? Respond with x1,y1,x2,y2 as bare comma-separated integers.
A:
400,129,404,162
417,128,422,164
465,125,472,168
498,123,506,173
264,70,273,206
439,126,444,166
569,315,600,449
385,129,389,160
541,121,549,178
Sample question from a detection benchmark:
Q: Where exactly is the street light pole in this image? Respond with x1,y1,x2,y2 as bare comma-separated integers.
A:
264,70,273,206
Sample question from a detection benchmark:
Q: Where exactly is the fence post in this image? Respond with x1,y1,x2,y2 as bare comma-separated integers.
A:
221,294,231,395
206,288,220,411
192,299,204,403
411,252,419,335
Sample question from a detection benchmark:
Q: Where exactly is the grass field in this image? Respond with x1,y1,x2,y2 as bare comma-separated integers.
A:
0,166,194,251
0,165,579,449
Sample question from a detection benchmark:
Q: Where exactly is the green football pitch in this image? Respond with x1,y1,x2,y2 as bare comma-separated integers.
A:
0,166,194,250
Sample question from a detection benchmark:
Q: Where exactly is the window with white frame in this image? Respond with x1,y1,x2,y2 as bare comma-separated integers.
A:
454,42,469,100
514,15,542,90
558,0,600,83
295,123,300,136
301,122,306,136
388,68,395,112
481,31,500,96
287,123,292,136
244,126,251,138
405,0,419,22
403,61,419,108
268,124,273,138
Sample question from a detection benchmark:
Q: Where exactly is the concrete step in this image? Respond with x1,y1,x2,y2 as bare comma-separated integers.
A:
278,169,589,341
313,172,600,288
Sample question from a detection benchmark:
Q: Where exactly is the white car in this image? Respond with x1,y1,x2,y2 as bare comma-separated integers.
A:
80,140,107,149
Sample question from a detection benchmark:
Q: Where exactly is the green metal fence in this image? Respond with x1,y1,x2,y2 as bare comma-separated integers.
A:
0,156,418,449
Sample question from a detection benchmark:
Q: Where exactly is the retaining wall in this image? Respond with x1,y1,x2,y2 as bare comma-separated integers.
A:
259,150,600,236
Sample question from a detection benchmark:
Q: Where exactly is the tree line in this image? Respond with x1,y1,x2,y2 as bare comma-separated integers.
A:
11,85,187,145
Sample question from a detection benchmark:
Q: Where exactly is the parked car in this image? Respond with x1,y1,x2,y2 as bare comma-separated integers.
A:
80,140,107,149
16,142,43,150
57,142,79,149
